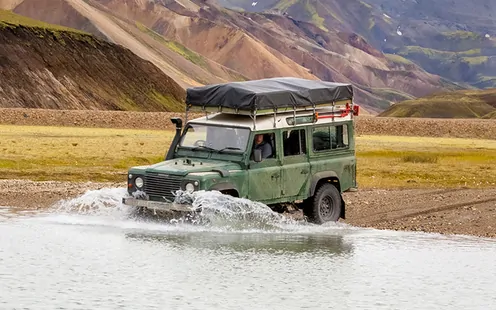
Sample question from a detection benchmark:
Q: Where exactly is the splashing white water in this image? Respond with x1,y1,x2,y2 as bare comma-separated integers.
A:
173,189,296,229
51,187,133,218
41,187,353,234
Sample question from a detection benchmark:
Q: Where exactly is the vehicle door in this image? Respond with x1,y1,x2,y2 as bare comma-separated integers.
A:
247,132,281,202
280,127,310,199
310,122,355,190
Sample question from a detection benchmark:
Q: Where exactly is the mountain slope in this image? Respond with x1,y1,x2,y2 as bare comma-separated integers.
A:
378,88,496,118
1,0,464,113
221,0,496,90
96,0,462,112
0,10,185,111
97,0,317,79
12,0,106,37
7,0,250,88
6,0,315,88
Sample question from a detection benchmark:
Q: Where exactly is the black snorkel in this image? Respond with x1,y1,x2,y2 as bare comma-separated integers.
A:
165,117,183,160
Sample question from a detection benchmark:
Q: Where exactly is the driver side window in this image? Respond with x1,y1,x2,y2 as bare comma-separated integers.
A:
251,132,276,160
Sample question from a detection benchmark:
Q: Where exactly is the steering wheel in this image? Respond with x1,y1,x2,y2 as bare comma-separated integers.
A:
194,140,206,147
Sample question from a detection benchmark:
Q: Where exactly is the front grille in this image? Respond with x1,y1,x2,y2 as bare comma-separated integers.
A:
144,173,183,201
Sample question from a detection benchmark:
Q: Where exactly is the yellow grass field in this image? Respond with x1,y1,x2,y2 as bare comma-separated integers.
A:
0,125,175,182
1,125,495,188
357,135,496,188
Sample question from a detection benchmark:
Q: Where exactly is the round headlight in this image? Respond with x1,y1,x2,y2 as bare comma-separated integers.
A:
185,183,195,192
135,177,144,188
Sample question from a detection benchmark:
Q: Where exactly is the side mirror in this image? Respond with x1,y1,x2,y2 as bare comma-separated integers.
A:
253,149,262,162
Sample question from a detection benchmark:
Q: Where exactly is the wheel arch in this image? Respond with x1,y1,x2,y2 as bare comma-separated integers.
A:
309,171,341,195
209,183,240,197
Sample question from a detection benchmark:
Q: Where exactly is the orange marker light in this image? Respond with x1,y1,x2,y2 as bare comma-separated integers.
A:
353,105,360,116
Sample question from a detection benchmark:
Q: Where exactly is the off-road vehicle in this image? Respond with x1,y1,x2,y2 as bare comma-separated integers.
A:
122,77,359,224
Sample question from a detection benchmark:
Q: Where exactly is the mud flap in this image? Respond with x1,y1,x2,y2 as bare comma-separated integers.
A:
340,196,346,219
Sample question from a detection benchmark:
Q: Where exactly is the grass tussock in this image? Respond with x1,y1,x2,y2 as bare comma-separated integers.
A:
401,154,438,164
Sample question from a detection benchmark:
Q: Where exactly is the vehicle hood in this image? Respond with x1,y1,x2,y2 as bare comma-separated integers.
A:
143,158,241,176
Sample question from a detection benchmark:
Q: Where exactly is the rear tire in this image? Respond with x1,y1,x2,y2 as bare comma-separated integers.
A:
304,183,342,224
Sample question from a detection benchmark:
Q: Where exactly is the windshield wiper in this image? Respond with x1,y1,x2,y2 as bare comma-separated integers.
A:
219,147,241,153
191,145,218,152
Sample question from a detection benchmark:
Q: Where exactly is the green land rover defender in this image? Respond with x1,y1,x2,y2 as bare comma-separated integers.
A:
122,77,359,224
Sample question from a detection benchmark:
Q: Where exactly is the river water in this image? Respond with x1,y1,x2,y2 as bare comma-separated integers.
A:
0,188,495,309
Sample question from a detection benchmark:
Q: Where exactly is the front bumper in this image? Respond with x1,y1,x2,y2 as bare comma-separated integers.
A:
122,197,198,213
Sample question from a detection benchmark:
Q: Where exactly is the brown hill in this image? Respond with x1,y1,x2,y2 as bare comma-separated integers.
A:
378,88,496,118
1,0,464,114
0,10,185,111
7,0,249,89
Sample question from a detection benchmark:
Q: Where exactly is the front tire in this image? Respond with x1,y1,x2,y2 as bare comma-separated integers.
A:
304,183,342,224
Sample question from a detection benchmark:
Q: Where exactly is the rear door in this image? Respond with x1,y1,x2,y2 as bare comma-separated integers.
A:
310,122,355,191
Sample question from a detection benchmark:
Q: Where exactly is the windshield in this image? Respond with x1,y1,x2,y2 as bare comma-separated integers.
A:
179,123,250,153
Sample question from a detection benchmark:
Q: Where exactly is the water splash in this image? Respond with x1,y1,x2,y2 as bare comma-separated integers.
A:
175,191,297,230
41,187,352,234
50,187,133,219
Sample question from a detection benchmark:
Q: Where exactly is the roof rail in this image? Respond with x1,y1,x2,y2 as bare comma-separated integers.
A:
183,77,358,128
186,98,353,116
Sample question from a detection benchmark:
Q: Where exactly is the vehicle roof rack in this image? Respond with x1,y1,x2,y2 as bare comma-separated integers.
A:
184,77,358,128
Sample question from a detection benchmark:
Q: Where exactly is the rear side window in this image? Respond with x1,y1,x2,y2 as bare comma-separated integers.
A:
283,129,306,156
312,124,348,152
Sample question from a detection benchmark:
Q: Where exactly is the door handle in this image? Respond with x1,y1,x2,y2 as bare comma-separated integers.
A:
301,169,309,174
271,173,280,179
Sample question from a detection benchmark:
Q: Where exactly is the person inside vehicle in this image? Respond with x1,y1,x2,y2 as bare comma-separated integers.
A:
253,134,272,159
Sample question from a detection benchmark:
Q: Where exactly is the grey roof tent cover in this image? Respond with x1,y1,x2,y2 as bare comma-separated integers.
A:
185,77,353,111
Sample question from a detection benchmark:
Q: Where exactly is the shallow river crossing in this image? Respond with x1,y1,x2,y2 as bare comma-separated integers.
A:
1,188,495,309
